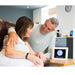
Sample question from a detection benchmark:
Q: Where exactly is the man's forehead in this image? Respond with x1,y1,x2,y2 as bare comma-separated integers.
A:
45,20,51,24
46,19,51,22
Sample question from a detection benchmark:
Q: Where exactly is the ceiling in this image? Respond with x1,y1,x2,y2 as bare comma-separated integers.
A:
15,5,47,10
0,5,47,10
0,5,56,10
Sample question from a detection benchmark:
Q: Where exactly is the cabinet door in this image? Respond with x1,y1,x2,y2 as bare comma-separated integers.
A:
55,38,67,47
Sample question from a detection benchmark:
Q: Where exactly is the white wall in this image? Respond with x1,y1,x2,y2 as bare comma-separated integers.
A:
33,6,55,25
73,6,75,59
56,6,73,36
33,8,41,24
41,6,50,24
57,6,75,59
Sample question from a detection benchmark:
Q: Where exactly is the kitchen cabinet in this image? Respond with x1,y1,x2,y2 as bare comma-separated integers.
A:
55,37,73,58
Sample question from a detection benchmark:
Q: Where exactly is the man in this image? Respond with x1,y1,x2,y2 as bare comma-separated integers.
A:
7,17,59,58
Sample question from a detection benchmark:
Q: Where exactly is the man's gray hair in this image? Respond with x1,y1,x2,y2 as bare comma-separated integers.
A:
50,17,59,28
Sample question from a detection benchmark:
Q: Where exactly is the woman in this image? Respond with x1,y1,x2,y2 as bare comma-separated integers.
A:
4,16,46,66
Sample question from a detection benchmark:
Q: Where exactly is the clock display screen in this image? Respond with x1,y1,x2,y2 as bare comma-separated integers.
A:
54,49,66,58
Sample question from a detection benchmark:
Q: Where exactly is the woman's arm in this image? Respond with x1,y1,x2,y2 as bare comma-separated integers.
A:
26,42,46,62
5,38,43,65
5,37,27,59
26,42,36,54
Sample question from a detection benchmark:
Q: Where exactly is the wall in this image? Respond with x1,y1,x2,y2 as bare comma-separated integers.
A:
0,6,33,23
56,6,75,59
56,6,73,36
33,8,41,24
41,6,51,24
33,6,52,25
73,6,75,59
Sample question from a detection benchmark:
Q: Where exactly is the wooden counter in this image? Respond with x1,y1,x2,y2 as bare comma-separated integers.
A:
50,59,75,66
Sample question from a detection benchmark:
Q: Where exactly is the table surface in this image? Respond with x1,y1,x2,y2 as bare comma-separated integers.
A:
50,59,75,66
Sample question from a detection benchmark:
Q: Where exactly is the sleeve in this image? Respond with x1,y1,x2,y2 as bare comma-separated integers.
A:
44,32,56,58
8,27,16,34
48,34,56,58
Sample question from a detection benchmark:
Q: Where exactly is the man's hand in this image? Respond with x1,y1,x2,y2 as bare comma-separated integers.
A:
28,53,43,65
6,32,18,48
35,51,46,63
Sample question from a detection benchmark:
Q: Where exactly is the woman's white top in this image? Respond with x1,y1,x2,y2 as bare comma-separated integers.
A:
14,36,29,53
0,36,34,66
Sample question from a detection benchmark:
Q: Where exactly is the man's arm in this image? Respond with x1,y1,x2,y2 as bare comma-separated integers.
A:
5,37,27,59
45,32,56,58
7,27,18,48
48,33,56,58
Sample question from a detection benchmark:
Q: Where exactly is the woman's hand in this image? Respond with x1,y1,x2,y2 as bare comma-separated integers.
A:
6,32,18,48
27,53,43,65
35,51,46,63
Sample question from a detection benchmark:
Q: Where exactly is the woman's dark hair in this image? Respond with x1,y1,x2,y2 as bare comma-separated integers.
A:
15,16,34,42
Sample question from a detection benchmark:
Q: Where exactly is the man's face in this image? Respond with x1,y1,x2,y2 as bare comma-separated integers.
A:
40,20,56,34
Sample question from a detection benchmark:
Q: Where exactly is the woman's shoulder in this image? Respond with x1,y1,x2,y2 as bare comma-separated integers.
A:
17,36,25,44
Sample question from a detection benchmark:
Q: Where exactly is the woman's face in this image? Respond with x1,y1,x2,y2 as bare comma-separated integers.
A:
24,25,32,38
